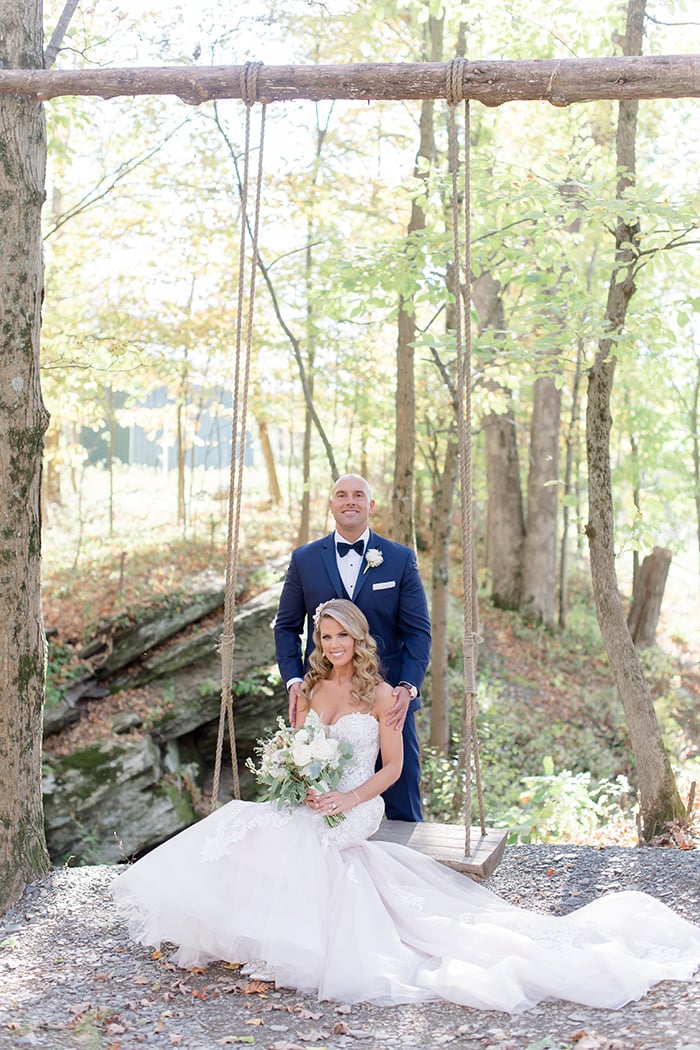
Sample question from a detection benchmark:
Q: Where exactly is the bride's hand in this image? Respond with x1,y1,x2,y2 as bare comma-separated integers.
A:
309,790,351,816
305,788,322,809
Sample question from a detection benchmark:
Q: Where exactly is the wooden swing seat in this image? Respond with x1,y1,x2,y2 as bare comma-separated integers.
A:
371,819,507,880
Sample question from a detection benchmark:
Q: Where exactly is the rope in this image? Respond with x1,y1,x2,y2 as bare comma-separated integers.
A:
446,58,486,855
211,68,267,810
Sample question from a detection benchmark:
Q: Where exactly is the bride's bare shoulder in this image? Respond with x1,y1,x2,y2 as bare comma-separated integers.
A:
372,681,395,716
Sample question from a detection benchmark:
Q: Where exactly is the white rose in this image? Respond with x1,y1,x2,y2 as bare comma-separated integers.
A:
309,736,336,763
291,742,313,768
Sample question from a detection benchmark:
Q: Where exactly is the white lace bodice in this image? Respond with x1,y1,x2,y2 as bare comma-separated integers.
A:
201,711,384,860
323,712,384,848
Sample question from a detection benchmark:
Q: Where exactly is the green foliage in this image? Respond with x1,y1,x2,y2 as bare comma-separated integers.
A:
420,744,466,824
45,642,84,709
497,756,633,844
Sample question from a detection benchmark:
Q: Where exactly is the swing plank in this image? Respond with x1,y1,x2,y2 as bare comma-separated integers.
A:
371,820,508,880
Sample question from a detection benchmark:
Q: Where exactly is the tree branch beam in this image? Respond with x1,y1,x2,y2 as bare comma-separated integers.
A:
0,56,699,105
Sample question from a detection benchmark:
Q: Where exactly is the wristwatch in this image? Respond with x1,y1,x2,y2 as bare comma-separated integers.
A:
398,681,418,699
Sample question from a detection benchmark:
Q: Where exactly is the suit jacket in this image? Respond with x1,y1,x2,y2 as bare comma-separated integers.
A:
274,530,431,706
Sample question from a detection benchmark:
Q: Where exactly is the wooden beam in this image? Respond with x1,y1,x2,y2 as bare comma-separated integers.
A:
0,56,698,106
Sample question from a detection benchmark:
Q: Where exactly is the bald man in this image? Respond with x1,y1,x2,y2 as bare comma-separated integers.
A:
274,474,431,821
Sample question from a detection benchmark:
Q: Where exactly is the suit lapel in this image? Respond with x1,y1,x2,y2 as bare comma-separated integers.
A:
352,530,375,600
320,534,345,596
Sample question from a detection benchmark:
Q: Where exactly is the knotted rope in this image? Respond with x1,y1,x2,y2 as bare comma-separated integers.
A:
446,58,485,854
211,67,267,810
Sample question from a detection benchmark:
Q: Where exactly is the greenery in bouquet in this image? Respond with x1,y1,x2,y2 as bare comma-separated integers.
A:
246,710,354,826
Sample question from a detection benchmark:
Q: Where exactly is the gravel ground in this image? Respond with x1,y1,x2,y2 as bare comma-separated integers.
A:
1,845,700,1050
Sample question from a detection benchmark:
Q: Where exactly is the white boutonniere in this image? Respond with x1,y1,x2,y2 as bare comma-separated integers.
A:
363,548,384,574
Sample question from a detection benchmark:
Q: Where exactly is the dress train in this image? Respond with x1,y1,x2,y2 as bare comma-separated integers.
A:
112,712,700,1013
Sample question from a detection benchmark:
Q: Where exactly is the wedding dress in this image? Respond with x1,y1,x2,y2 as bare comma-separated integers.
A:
112,711,700,1013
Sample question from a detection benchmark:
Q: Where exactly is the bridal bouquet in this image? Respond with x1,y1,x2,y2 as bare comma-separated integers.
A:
246,710,353,826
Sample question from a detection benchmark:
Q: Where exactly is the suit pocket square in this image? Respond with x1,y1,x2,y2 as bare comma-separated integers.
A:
372,581,396,590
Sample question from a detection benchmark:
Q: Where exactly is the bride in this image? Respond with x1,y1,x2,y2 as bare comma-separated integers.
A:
112,599,700,1013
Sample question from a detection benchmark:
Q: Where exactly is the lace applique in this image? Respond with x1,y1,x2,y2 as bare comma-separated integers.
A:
316,713,385,849
201,801,292,862
387,878,426,912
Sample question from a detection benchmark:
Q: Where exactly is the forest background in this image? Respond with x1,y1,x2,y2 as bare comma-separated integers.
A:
10,0,700,881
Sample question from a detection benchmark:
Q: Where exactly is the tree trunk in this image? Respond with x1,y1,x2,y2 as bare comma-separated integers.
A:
393,14,442,545
429,438,458,752
521,374,561,627
627,546,672,648
585,0,683,841
472,271,525,610
394,304,418,545
691,359,700,570
0,0,51,912
176,397,186,527
483,393,525,609
255,415,282,505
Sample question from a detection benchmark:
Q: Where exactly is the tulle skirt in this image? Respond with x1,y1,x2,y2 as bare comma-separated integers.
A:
112,799,700,1013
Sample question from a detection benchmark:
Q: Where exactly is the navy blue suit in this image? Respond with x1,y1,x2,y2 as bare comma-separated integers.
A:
274,531,431,821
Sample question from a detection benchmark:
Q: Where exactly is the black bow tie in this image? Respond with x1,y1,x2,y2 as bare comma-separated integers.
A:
337,540,364,558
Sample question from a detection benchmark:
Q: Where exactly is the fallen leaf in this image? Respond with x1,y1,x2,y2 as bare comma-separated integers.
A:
245,1018,264,1025
69,1001,91,1015
243,979,271,995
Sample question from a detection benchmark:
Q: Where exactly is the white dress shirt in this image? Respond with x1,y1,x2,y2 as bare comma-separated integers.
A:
335,527,370,598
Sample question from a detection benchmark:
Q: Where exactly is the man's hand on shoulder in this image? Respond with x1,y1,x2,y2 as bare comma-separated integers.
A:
386,685,411,731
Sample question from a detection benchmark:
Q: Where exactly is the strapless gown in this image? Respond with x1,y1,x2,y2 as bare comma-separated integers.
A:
112,711,700,1013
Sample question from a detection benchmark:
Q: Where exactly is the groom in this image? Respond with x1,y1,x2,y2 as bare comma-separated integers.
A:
274,474,431,821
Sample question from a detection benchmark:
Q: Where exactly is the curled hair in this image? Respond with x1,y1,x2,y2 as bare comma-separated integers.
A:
300,599,381,710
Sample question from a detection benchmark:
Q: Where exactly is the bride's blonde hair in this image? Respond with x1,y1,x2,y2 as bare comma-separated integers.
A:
299,599,381,710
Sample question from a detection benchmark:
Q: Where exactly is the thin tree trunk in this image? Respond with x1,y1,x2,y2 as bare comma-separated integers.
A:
297,407,312,547
108,384,115,535
691,359,700,570
256,416,282,505
585,0,683,840
429,439,458,752
213,107,338,485
393,14,442,545
472,271,525,609
521,374,561,627
0,0,51,912
177,398,186,528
